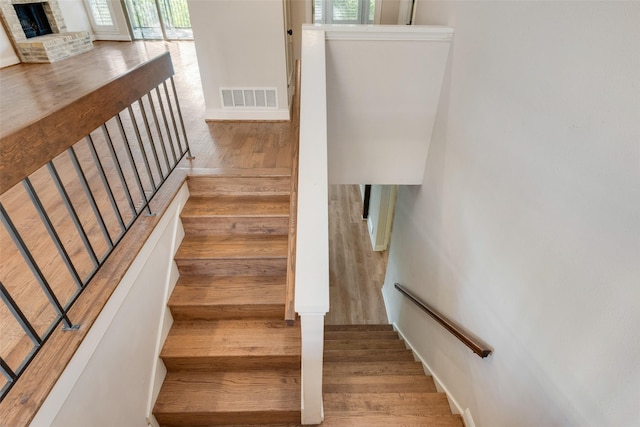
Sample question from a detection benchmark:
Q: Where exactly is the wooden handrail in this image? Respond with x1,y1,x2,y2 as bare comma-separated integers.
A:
284,59,302,325
0,52,174,195
394,283,492,358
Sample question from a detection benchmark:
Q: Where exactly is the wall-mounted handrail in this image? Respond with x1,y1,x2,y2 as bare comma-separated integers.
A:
394,283,492,358
0,52,192,400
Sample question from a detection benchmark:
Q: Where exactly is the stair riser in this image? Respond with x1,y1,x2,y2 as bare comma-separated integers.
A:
323,350,415,363
175,258,287,276
155,410,300,426
163,356,300,371
323,394,452,416
323,361,426,377
187,176,290,197
324,383,436,393
324,340,406,351
170,304,285,321
325,325,394,332
319,415,464,427
323,376,437,393
182,217,289,236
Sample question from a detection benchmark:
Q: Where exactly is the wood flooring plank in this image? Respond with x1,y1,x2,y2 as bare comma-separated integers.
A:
323,392,453,416
323,348,416,363
323,361,426,377
323,374,437,393
175,258,287,276
175,235,288,259
181,195,290,217
325,324,394,332
186,176,291,197
161,320,301,359
319,414,464,427
169,275,286,320
154,368,301,425
324,330,400,340
324,339,407,351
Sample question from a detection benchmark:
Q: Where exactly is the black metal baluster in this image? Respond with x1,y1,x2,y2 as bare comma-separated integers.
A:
0,357,16,382
0,204,78,330
68,147,114,251
0,281,43,347
163,80,184,155
169,76,193,159
137,97,166,180
146,91,172,173
116,113,152,215
47,162,99,270
101,124,138,222
22,178,83,290
85,135,127,234
127,105,157,191
155,86,178,165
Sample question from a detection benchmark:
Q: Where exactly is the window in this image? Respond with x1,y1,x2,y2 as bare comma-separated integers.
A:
86,0,114,26
313,0,376,24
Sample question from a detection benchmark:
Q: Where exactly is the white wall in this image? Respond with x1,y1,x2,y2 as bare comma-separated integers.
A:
379,0,400,25
58,0,93,33
382,2,640,427
31,185,188,427
188,0,290,120
323,25,453,184
366,185,396,251
0,23,18,67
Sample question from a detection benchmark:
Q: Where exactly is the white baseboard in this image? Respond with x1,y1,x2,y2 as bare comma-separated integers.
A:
92,34,132,41
392,322,479,427
1,55,20,68
393,322,476,421
145,184,189,422
462,408,477,427
205,108,290,121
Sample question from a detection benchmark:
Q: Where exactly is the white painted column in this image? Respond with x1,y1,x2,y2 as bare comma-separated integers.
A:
300,314,325,424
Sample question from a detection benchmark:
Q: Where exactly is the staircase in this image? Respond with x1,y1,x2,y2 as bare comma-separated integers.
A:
153,173,301,426
321,325,464,427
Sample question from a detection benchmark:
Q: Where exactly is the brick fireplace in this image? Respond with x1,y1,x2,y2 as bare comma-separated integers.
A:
0,0,92,63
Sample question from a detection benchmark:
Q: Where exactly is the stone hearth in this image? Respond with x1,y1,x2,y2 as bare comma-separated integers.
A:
0,0,92,63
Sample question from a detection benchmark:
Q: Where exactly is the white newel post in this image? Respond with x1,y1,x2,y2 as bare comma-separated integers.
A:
300,314,325,424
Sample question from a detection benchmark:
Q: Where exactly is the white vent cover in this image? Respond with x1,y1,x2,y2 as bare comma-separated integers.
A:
220,88,278,109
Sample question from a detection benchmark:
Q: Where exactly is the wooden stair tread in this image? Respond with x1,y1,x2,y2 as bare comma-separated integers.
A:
175,235,288,260
323,392,452,416
182,195,290,217
155,370,300,413
170,275,285,306
320,414,464,426
161,320,301,358
323,361,426,377
324,330,400,340
324,339,406,351
155,370,300,426
325,324,394,332
324,348,415,362
187,175,291,197
323,374,437,393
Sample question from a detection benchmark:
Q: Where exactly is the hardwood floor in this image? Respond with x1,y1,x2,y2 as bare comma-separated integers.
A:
327,184,389,325
0,41,388,421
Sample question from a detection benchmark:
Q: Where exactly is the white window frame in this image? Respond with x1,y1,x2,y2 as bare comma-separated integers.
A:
314,0,381,25
83,0,132,40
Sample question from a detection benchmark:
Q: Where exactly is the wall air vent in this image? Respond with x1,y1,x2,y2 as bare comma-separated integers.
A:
220,88,278,109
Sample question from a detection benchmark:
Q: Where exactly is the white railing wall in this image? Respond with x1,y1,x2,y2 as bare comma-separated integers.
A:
295,26,330,425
